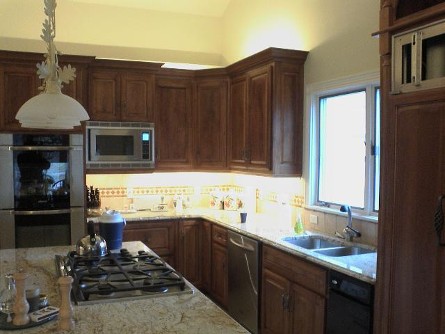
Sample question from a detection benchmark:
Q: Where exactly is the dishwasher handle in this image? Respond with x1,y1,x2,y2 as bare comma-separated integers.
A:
229,237,255,252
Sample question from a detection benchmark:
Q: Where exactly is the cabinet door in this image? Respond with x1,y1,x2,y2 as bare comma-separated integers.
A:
123,221,176,263
247,65,272,171
155,77,193,169
290,283,325,334
195,79,228,169
89,69,121,121
211,242,228,307
376,97,445,334
200,220,212,292
0,64,40,130
177,219,201,286
121,72,154,122
228,75,248,168
261,268,292,334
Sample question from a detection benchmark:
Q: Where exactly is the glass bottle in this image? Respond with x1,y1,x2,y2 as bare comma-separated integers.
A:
0,274,17,322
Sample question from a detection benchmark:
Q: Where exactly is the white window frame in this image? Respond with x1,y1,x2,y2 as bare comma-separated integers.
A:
305,72,380,220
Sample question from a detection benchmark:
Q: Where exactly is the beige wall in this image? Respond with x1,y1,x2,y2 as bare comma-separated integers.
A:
1,0,379,82
0,0,224,66
222,0,380,84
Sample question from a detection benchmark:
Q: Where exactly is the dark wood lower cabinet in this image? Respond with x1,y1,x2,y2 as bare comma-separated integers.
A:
123,219,328,332
200,220,212,292
123,220,176,267
177,219,202,287
210,224,228,308
261,245,326,334
262,268,292,334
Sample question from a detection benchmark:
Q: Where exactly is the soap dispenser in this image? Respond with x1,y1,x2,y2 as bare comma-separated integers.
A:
294,213,304,235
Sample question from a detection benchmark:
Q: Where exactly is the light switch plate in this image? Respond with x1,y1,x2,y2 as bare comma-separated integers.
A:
310,214,318,225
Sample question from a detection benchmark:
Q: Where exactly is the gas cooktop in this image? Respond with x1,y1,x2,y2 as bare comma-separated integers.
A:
55,248,193,305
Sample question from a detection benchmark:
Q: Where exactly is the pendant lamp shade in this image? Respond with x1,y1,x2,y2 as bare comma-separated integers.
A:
16,0,89,129
16,90,89,129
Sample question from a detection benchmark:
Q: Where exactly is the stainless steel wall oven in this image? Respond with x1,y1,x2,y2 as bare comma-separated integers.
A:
0,134,85,249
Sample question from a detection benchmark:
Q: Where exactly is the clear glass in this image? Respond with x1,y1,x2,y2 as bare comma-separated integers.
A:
318,90,367,208
0,274,17,322
374,88,381,211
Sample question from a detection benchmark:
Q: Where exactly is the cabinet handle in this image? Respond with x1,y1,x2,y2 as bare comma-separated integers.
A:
281,293,290,311
434,195,445,246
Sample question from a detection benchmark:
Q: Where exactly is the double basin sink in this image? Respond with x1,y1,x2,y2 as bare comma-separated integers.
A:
281,235,375,257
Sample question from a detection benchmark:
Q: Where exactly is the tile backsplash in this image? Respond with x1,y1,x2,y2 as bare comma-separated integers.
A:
86,172,377,246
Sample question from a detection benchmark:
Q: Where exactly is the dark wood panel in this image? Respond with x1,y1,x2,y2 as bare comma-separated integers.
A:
247,65,271,171
261,268,291,334
154,77,193,169
121,73,154,122
177,219,202,286
379,99,445,333
123,220,176,258
211,241,228,307
89,69,120,121
194,78,228,169
228,75,248,168
200,220,212,292
0,64,39,130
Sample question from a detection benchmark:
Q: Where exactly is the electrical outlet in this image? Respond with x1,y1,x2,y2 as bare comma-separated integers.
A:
310,214,318,225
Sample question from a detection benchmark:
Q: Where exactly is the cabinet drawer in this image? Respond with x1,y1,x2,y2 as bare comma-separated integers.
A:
123,221,176,256
263,245,327,296
212,224,228,246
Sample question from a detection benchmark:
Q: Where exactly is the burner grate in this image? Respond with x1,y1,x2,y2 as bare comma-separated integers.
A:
57,248,193,304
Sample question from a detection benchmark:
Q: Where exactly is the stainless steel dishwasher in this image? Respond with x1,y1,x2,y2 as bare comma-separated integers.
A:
227,230,260,334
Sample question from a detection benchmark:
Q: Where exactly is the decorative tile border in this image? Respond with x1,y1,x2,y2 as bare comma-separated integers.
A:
97,185,303,206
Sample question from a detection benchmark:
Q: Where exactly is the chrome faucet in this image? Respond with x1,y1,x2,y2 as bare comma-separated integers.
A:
339,205,361,242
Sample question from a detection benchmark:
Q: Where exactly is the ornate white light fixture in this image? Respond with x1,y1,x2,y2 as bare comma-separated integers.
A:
16,0,89,129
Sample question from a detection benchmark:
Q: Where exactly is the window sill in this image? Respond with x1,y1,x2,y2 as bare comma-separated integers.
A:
304,205,378,224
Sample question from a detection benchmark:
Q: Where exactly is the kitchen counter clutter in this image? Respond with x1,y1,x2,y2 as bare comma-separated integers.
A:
118,208,377,284
0,242,249,334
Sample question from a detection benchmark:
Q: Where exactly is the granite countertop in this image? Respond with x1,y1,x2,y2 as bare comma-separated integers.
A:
118,208,377,284
0,241,248,334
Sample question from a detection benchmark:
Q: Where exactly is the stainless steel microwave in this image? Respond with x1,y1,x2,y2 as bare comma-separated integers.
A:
85,121,155,169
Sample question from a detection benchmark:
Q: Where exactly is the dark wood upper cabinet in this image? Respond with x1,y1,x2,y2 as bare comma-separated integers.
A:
154,75,193,169
194,76,228,170
375,1,445,333
227,48,307,176
0,63,39,131
0,51,91,132
396,0,445,18
89,62,156,122
228,75,248,168
0,48,307,175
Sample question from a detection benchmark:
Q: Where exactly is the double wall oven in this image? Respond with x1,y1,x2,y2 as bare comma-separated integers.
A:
0,134,85,249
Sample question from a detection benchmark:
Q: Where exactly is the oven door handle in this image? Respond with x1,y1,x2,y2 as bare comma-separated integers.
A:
9,209,74,215
5,146,82,151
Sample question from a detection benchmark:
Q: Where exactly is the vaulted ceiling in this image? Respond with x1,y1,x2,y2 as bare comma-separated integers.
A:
67,0,232,17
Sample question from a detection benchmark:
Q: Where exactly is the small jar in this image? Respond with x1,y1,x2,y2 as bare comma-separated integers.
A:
38,294,49,309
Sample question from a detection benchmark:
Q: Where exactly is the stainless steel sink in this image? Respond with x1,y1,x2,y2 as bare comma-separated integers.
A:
281,236,341,249
313,246,375,257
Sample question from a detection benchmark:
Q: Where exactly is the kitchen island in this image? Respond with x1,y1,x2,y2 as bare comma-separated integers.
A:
0,241,248,334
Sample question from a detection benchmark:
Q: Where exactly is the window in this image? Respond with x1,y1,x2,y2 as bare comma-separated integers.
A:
309,76,380,216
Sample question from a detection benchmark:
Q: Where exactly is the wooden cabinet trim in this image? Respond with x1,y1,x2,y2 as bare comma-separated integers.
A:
263,245,327,296
212,224,228,246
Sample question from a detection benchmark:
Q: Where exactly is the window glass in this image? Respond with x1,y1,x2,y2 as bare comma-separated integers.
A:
318,91,367,208
374,88,380,211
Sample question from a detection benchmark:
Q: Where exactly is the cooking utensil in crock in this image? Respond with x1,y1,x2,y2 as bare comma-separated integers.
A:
76,221,107,256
